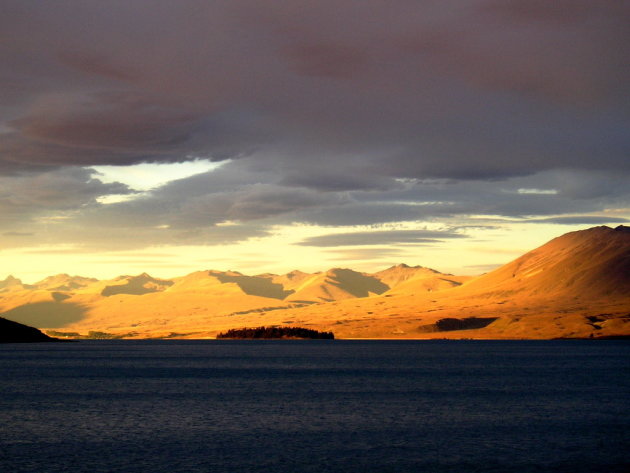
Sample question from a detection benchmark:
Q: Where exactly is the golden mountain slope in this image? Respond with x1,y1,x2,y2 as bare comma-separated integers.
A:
1,226,628,339
0,266,397,336
458,225,630,299
244,225,630,339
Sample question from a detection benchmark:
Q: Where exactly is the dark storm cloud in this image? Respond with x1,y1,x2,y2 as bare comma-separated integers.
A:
1,0,628,180
162,183,345,228
10,220,272,252
484,0,628,26
5,157,628,251
12,91,195,151
71,172,346,231
298,229,467,248
280,168,402,192
287,169,630,227
0,167,131,224
1,1,629,250
296,203,440,227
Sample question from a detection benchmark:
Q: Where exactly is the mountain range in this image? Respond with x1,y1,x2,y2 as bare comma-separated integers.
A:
1,225,628,339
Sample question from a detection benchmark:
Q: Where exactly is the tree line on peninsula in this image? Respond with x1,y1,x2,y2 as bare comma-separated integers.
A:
216,326,334,339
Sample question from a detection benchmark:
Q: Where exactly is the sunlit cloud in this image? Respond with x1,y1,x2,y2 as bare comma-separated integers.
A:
516,188,558,195
96,194,140,205
90,159,227,191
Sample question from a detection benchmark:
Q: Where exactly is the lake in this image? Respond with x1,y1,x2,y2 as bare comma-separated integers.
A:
1,340,628,472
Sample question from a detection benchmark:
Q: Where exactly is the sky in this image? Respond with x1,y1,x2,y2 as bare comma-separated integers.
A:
1,0,629,282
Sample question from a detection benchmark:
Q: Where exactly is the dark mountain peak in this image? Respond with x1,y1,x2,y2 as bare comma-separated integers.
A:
325,267,353,276
2,275,21,283
0,275,23,290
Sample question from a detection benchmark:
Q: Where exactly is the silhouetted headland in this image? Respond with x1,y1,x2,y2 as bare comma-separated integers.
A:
0,316,61,343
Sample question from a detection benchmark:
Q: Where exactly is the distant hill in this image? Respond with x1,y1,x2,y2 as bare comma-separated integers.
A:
33,274,98,292
0,225,628,339
373,264,469,295
372,263,440,287
0,275,29,292
458,225,630,300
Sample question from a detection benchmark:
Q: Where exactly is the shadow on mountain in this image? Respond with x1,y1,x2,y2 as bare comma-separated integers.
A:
418,317,499,333
101,273,173,297
52,292,71,302
1,301,87,328
214,274,294,299
328,269,390,297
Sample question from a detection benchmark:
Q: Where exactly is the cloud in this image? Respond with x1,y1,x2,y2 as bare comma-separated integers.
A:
2,231,34,237
280,167,402,192
293,202,457,226
1,1,629,254
13,91,195,150
3,160,627,252
297,229,467,247
325,247,406,261
0,167,131,224
0,0,627,181
224,185,346,222
11,221,272,253
287,169,630,227
527,216,630,225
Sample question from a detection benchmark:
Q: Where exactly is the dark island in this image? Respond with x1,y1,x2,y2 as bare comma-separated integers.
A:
0,316,61,343
216,326,334,340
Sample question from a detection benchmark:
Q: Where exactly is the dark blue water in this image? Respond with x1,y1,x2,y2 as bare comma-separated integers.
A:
1,340,628,473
